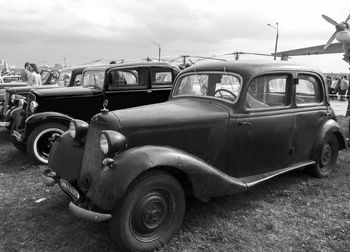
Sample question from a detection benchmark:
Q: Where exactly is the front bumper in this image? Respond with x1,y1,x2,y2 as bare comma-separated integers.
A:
42,169,111,222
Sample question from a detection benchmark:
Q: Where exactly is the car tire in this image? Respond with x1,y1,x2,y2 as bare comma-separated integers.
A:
26,122,68,164
310,135,339,178
109,170,186,252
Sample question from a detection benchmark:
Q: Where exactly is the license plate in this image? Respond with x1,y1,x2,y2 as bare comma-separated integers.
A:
59,179,80,201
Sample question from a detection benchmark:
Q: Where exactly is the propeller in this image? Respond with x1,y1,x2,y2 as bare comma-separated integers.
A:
323,14,350,49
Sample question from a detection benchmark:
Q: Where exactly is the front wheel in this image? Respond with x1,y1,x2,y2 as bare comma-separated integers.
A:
309,135,339,178
26,122,68,164
109,170,186,252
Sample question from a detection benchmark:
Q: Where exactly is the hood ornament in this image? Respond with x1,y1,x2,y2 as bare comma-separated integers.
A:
101,99,109,113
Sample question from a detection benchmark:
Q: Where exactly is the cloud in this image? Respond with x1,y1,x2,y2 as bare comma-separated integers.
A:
0,0,349,72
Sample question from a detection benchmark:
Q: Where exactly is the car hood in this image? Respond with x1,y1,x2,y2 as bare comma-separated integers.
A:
110,98,230,162
111,98,229,129
33,86,99,97
0,82,27,89
6,84,60,94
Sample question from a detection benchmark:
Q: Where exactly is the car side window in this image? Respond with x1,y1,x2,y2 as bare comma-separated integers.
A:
245,75,288,110
108,68,147,90
41,71,50,84
74,74,82,86
151,68,173,86
296,74,322,105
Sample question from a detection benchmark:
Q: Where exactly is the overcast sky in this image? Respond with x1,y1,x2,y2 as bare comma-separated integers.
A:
0,0,349,72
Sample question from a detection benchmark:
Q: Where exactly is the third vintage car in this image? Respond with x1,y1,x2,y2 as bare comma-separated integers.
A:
11,62,179,164
43,60,347,251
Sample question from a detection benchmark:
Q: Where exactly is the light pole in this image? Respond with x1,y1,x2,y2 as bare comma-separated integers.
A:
151,41,161,62
267,22,279,60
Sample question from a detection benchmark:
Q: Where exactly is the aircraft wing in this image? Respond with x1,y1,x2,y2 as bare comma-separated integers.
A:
274,42,350,60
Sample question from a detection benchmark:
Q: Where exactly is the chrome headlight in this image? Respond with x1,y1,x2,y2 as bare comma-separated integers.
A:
30,101,38,113
69,119,89,140
100,133,109,155
69,121,76,139
99,130,127,155
10,94,15,103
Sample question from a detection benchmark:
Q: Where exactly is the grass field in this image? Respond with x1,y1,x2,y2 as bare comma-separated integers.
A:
0,117,349,251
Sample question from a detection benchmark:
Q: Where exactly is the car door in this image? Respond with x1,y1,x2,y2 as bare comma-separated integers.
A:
230,73,295,177
290,73,327,163
104,67,153,110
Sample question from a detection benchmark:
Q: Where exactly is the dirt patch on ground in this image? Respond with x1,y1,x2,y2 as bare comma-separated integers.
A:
1,117,349,251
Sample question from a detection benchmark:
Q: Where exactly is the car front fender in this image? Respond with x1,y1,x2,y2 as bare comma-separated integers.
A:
25,112,73,137
87,145,248,210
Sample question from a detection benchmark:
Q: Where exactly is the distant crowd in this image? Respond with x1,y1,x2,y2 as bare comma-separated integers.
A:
20,62,42,86
326,75,349,101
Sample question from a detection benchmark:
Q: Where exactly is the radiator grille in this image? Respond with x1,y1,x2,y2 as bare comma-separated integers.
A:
79,119,109,192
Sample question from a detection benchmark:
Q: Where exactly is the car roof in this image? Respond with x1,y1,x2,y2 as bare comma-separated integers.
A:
180,60,324,77
83,62,174,71
60,66,86,72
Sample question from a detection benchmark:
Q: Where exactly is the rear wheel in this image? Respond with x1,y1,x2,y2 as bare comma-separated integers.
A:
10,123,26,152
109,170,185,252
309,135,339,178
26,122,68,164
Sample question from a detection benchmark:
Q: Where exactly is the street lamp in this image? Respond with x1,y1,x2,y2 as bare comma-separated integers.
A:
151,41,161,62
267,22,279,60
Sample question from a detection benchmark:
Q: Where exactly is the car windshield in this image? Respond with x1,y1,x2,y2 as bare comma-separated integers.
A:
173,73,242,103
57,70,72,87
82,70,105,89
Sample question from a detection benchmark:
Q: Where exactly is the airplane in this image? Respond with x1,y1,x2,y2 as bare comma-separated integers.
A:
274,14,350,64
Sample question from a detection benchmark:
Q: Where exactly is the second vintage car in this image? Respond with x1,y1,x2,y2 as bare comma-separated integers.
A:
43,60,347,251
1,66,85,131
11,62,179,164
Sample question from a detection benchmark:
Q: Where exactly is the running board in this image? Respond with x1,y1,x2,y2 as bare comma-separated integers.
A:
240,161,315,188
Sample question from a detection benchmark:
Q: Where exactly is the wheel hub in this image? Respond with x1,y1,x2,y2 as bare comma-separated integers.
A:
321,143,332,166
143,202,165,229
130,191,171,242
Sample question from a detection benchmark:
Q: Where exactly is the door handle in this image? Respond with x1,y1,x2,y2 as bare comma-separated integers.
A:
147,89,152,94
238,121,251,126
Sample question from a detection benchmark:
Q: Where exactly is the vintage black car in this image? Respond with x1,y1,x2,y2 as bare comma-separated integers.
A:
11,62,179,164
0,69,59,122
43,61,347,251
1,66,85,129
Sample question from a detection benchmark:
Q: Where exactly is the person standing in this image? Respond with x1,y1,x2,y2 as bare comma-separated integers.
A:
330,76,340,100
339,75,349,101
27,63,42,86
20,62,31,82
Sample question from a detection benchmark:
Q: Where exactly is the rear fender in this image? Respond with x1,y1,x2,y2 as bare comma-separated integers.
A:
87,145,247,210
25,112,73,138
313,119,347,158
